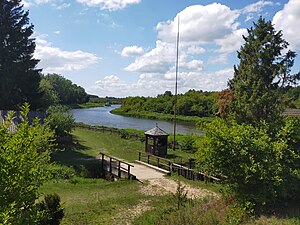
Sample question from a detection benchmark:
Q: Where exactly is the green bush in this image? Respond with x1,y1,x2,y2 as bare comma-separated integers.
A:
197,118,300,208
46,105,74,141
180,135,197,152
38,193,64,225
0,104,55,224
72,161,104,178
46,164,76,180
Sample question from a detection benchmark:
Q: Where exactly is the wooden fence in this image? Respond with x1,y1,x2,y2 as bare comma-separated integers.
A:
100,152,135,179
138,151,172,171
75,124,144,141
138,151,220,183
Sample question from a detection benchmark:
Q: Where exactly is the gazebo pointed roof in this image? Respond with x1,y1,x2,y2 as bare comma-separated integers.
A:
145,125,168,136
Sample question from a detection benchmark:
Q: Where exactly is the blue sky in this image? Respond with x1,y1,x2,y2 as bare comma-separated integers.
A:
23,0,300,97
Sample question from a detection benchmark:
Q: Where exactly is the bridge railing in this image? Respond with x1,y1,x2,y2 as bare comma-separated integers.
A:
138,151,172,171
138,151,220,183
100,152,135,179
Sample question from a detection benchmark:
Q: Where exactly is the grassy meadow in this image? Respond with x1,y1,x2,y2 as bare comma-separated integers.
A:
41,127,299,225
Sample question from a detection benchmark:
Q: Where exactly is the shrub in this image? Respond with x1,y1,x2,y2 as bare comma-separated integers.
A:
180,135,197,152
46,105,74,141
38,193,64,225
0,103,55,224
197,118,300,208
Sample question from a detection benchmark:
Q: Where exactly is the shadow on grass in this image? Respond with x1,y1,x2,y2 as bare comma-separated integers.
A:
261,200,300,220
50,135,104,179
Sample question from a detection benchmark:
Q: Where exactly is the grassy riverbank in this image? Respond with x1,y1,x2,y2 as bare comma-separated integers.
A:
110,108,214,124
70,102,104,109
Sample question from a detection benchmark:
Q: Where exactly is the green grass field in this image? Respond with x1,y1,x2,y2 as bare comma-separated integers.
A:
42,127,299,225
39,179,147,225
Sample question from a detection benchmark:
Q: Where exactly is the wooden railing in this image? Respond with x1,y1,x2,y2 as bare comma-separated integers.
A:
75,124,144,141
138,151,220,183
138,151,172,172
172,163,220,183
100,152,135,179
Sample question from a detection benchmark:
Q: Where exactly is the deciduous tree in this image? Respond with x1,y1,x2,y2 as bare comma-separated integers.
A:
0,103,55,224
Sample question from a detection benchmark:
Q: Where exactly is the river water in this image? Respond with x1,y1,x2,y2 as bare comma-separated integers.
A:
71,105,201,135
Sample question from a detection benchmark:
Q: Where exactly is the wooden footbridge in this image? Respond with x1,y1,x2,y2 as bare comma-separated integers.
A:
100,152,220,182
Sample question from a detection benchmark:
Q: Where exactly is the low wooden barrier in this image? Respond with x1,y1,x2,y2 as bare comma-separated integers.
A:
138,151,172,172
75,124,144,141
100,152,135,179
172,163,220,183
138,151,220,183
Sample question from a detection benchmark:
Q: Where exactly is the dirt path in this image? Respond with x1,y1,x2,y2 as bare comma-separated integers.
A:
139,177,218,199
112,162,218,224
112,200,152,225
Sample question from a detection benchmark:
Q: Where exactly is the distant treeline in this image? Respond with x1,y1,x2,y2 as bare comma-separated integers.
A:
112,86,300,119
88,96,123,105
113,90,218,118
286,85,300,108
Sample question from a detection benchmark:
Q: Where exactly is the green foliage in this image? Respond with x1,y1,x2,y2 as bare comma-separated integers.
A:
39,78,60,108
42,74,89,106
197,118,300,207
0,103,55,224
170,181,188,210
0,0,42,110
46,163,76,180
38,193,64,225
46,105,74,140
285,85,300,108
196,17,300,210
180,135,197,152
114,89,217,118
229,17,300,125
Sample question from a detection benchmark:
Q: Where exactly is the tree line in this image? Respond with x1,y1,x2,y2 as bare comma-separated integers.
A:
115,90,218,118
115,86,300,119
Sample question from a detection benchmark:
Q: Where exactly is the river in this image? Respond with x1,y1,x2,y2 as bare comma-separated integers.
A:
71,105,201,135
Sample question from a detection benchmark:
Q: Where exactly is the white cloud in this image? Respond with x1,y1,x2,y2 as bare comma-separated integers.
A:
273,0,300,51
242,1,274,14
121,46,144,57
76,0,141,11
157,3,240,44
52,2,71,10
91,67,233,97
209,53,229,64
182,60,204,72
22,0,49,7
241,1,276,22
54,30,60,34
34,36,100,74
187,46,206,55
125,3,244,77
125,41,176,74
216,28,247,53
22,0,71,9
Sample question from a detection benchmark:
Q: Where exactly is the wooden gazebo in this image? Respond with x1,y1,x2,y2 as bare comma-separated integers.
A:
145,125,168,157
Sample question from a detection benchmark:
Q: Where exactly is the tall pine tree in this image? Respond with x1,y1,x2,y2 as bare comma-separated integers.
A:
229,17,300,125
0,0,42,110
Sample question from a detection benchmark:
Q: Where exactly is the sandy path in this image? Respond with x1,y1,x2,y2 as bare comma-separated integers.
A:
112,175,218,224
139,177,218,199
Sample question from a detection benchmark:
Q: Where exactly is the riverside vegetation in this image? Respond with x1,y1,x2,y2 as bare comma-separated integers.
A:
1,0,299,224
